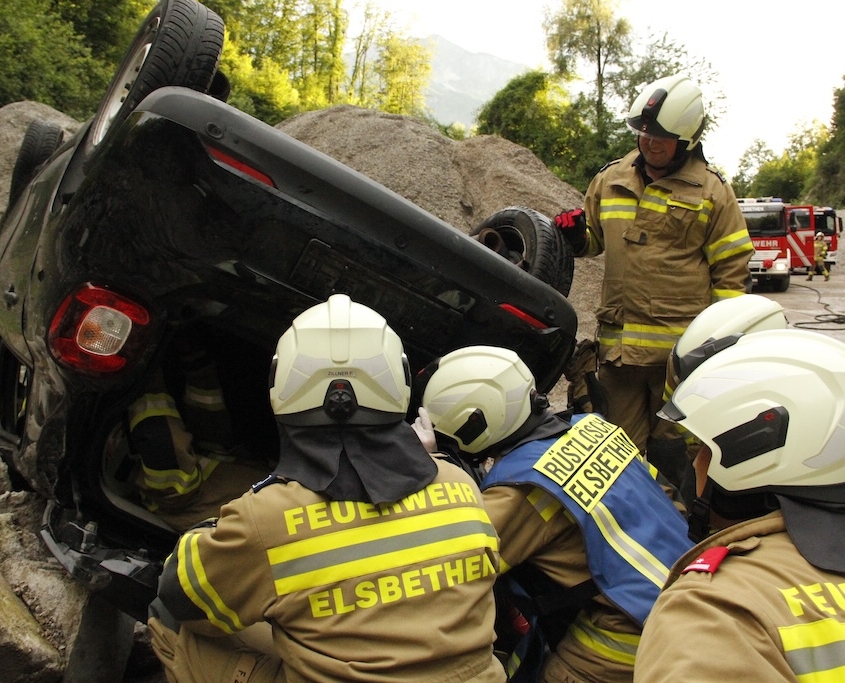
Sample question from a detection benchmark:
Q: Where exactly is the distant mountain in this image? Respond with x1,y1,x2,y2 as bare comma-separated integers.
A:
422,35,531,129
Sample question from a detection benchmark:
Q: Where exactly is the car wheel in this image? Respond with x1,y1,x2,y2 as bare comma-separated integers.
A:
774,276,790,292
471,206,575,297
8,119,65,208
81,0,224,166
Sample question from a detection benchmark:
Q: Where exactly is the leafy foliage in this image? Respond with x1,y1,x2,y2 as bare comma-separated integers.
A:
806,79,845,207
0,0,112,118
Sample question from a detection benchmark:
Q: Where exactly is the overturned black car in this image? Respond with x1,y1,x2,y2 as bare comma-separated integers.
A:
0,0,577,622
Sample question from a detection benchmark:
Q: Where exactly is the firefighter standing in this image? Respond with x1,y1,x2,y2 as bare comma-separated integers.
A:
417,345,693,683
634,329,845,681
554,74,753,484
807,231,830,280
147,294,505,683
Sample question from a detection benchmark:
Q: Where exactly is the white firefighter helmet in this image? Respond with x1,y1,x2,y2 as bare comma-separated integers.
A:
660,329,845,498
420,345,537,454
816,232,825,240
270,294,410,425
670,295,788,384
626,74,706,150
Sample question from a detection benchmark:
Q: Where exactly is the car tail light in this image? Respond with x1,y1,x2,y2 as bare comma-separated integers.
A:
499,303,548,330
48,284,151,373
204,144,276,188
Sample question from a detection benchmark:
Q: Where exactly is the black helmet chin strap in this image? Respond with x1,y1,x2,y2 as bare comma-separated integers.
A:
687,479,713,543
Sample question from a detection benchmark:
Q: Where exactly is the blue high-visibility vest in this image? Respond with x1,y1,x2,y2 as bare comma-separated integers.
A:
483,413,693,626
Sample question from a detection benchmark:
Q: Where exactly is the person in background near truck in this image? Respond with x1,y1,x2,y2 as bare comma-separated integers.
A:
554,74,753,494
634,329,845,681
416,345,693,683
807,231,830,280
147,294,505,683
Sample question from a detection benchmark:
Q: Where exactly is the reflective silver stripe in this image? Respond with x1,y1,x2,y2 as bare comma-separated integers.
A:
592,501,669,588
704,229,754,264
176,531,244,634
780,617,845,681
268,506,498,595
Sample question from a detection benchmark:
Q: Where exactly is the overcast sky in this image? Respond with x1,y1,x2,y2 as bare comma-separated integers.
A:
366,0,845,178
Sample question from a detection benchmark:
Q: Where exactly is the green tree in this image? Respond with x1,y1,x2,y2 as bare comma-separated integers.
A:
373,33,431,116
346,1,388,105
53,0,150,63
544,0,632,143
806,78,845,207
749,123,826,202
0,0,111,118
616,32,726,135
220,30,300,123
731,139,776,198
477,70,593,188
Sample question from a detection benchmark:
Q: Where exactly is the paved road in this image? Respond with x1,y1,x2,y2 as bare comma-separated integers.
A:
756,267,845,344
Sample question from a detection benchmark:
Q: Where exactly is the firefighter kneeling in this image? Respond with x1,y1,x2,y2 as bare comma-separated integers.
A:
147,294,505,683
417,345,693,683
634,329,845,680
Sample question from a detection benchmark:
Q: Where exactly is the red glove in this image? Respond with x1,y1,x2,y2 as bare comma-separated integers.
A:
553,208,587,251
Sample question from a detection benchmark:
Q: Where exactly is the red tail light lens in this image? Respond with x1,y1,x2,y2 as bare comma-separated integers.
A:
48,284,151,373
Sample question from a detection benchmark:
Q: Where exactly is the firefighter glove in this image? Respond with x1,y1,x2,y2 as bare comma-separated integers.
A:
554,208,588,252
412,406,437,453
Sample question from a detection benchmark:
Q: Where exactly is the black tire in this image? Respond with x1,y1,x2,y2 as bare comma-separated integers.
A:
471,206,575,297
773,276,790,292
81,0,224,166
8,119,65,208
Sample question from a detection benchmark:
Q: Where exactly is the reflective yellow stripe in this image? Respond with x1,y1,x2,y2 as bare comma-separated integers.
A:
569,612,639,665
599,196,638,221
268,507,498,595
639,186,669,214
712,288,745,302
591,501,670,589
128,392,181,430
780,618,845,682
704,228,754,264
176,531,245,634
141,458,219,493
599,323,686,350
527,487,563,522
142,463,202,493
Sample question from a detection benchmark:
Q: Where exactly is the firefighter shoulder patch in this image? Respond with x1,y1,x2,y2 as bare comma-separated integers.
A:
681,546,730,574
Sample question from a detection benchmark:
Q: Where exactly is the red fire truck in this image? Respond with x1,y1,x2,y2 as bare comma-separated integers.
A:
737,198,810,291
